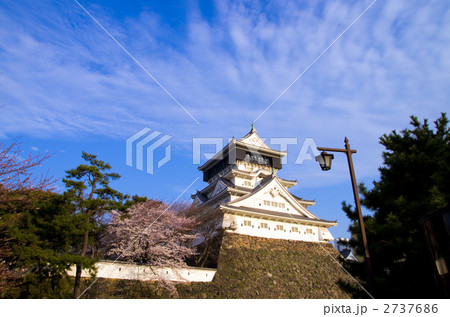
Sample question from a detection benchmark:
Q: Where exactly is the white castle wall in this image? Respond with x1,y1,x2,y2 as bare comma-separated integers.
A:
68,261,216,283
223,214,333,243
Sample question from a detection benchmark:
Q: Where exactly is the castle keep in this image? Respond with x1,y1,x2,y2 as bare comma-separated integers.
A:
192,125,336,243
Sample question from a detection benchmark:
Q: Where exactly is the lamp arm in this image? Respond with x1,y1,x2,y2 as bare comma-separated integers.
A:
317,146,356,154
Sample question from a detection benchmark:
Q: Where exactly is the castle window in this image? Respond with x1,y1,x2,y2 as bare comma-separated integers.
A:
244,220,251,227
292,227,298,233
276,225,283,231
271,202,278,207
279,203,285,209
260,222,268,229
243,180,252,187
264,200,270,206
306,228,313,234
244,152,270,166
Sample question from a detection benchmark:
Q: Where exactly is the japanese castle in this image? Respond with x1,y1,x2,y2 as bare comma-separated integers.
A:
192,125,336,243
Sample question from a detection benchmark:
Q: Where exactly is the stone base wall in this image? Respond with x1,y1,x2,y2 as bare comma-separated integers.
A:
178,233,362,298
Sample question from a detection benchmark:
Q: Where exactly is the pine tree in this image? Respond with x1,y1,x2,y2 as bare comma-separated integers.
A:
8,193,86,298
63,152,130,298
344,113,450,298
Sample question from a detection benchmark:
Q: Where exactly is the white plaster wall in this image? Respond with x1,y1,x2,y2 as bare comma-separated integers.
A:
224,214,332,243
318,227,334,241
251,196,294,213
67,261,216,283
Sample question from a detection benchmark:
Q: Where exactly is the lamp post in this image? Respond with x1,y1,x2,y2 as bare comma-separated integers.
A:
316,137,373,295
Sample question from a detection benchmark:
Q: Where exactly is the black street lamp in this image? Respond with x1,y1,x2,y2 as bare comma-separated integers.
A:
316,137,374,296
315,151,334,171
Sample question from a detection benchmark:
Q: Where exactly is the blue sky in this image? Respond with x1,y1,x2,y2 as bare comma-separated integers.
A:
1,0,449,240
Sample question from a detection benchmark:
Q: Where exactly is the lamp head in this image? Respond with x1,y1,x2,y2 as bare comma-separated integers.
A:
315,151,334,171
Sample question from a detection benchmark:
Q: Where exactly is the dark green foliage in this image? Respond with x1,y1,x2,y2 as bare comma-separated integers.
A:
344,113,450,298
0,192,90,298
62,152,129,217
63,152,143,298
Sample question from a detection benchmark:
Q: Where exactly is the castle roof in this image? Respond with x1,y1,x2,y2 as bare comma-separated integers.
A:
198,125,287,172
221,175,326,221
220,205,337,228
193,174,315,208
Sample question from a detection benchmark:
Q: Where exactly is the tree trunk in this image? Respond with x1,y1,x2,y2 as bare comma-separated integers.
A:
73,229,90,298
73,264,82,298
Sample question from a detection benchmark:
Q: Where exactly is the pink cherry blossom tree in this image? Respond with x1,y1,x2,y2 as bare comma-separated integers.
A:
105,200,197,267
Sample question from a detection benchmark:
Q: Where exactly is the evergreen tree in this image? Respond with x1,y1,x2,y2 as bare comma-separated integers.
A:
7,193,85,298
63,152,131,298
0,140,54,297
344,113,450,298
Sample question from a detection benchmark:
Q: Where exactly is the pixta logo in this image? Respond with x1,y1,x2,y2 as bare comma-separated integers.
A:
192,137,320,165
126,128,172,175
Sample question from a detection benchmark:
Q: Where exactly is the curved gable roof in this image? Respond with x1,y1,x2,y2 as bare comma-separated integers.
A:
239,127,271,149
226,175,319,219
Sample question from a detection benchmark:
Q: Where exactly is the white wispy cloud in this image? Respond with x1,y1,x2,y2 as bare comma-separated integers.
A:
0,0,449,187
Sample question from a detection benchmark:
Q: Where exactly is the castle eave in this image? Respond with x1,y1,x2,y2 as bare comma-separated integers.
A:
234,140,287,157
220,205,337,228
